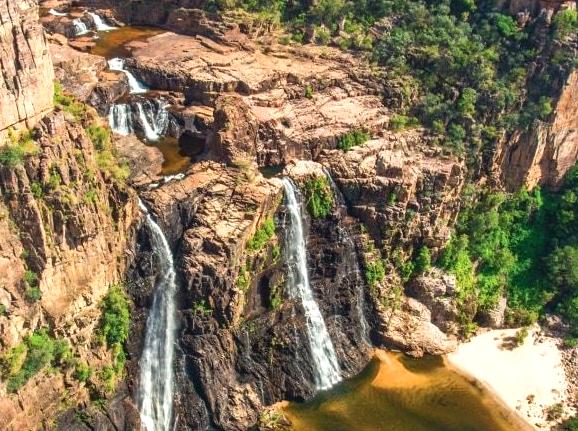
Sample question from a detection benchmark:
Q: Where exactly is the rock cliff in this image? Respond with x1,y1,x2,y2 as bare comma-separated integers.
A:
495,69,578,190
0,0,54,137
0,110,139,430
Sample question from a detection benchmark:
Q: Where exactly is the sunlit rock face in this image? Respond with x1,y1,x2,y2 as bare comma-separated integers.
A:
0,0,54,137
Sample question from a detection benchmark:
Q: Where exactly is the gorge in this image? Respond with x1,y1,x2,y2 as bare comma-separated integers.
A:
0,0,577,431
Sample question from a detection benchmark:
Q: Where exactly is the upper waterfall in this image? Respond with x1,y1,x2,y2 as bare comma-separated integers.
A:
108,58,148,94
282,178,342,390
88,12,117,31
137,200,178,431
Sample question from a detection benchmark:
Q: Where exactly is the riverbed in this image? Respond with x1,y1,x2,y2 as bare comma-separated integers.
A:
283,350,532,431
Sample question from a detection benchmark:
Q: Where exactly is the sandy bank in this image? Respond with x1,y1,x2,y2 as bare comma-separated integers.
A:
448,326,574,429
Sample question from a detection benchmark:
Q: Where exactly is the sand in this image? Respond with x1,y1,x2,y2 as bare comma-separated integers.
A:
448,326,573,429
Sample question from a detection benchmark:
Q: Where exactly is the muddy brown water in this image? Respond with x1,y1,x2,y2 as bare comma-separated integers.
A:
91,25,164,59
283,350,532,431
149,137,191,176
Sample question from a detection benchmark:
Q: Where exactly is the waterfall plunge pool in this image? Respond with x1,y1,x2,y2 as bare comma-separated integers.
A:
282,350,532,431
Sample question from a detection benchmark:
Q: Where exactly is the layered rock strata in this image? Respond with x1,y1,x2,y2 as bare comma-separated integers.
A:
0,110,138,430
0,0,54,137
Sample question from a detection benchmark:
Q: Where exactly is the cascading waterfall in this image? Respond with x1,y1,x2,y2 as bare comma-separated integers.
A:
87,12,116,31
323,168,370,344
49,9,68,16
72,18,89,36
282,178,342,390
136,101,169,141
137,200,177,431
108,58,148,94
108,104,134,136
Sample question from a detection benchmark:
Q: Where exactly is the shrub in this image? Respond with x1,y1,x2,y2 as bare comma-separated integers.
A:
553,9,578,39
562,415,578,431
86,125,110,152
303,176,333,219
192,300,212,317
414,246,431,275
2,328,63,393
337,130,370,151
0,130,39,168
236,264,250,292
365,259,385,287
99,285,130,347
74,362,92,382
247,218,276,252
54,82,85,121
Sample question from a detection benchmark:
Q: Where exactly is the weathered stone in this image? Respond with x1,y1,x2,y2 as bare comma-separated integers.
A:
0,0,54,137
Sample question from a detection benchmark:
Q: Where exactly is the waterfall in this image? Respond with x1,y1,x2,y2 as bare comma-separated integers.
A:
49,9,67,16
323,168,370,344
108,104,134,136
282,178,341,390
136,101,169,141
87,12,116,31
72,18,89,36
108,58,148,94
137,200,177,431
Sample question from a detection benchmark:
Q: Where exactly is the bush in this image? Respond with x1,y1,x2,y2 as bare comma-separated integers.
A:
337,130,370,151
99,285,130,347
303,176,333,218
0,130,39,168
54,82,85,121
74,362,92,382
2,328,64,393
365,259,385,287
86,125,110,152
247,218,276,252
414,246,431,275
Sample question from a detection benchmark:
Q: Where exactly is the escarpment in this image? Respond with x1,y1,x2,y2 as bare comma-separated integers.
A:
0,0,576,429
0,0,54,137
0,109,139,430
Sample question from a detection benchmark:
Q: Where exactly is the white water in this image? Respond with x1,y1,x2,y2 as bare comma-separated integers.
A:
137,200,177,431
282,178,341,390
323,168,370,344
108,58,148,94
72,18,90,36
136,101,169,141
49,8,67,16
87,12,116,31
108,104,133,136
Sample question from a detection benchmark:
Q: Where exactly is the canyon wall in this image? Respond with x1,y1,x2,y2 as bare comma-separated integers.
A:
0,0,54,137
0,110,139,430
496,69,578,190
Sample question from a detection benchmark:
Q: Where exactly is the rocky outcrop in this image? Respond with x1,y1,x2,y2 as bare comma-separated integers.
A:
320,133,465,252
496,69,578,191
0,111,138,430
0,0,54,137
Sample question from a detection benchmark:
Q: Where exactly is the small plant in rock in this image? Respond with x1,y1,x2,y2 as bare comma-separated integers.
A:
0,129,39,168
365,259,385,288
413,246,432,275
247,218,276,252
304,84,314,99
303,176,333,219
74,362,92,382
192,300,213,317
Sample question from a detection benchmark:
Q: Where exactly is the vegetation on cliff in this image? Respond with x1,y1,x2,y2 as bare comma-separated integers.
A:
439,166,578,338
303,176,333,219
0,328,71,393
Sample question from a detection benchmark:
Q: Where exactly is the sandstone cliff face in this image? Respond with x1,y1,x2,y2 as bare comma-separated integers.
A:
0,0,54,137
0,111,138,430
496,69,578,190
